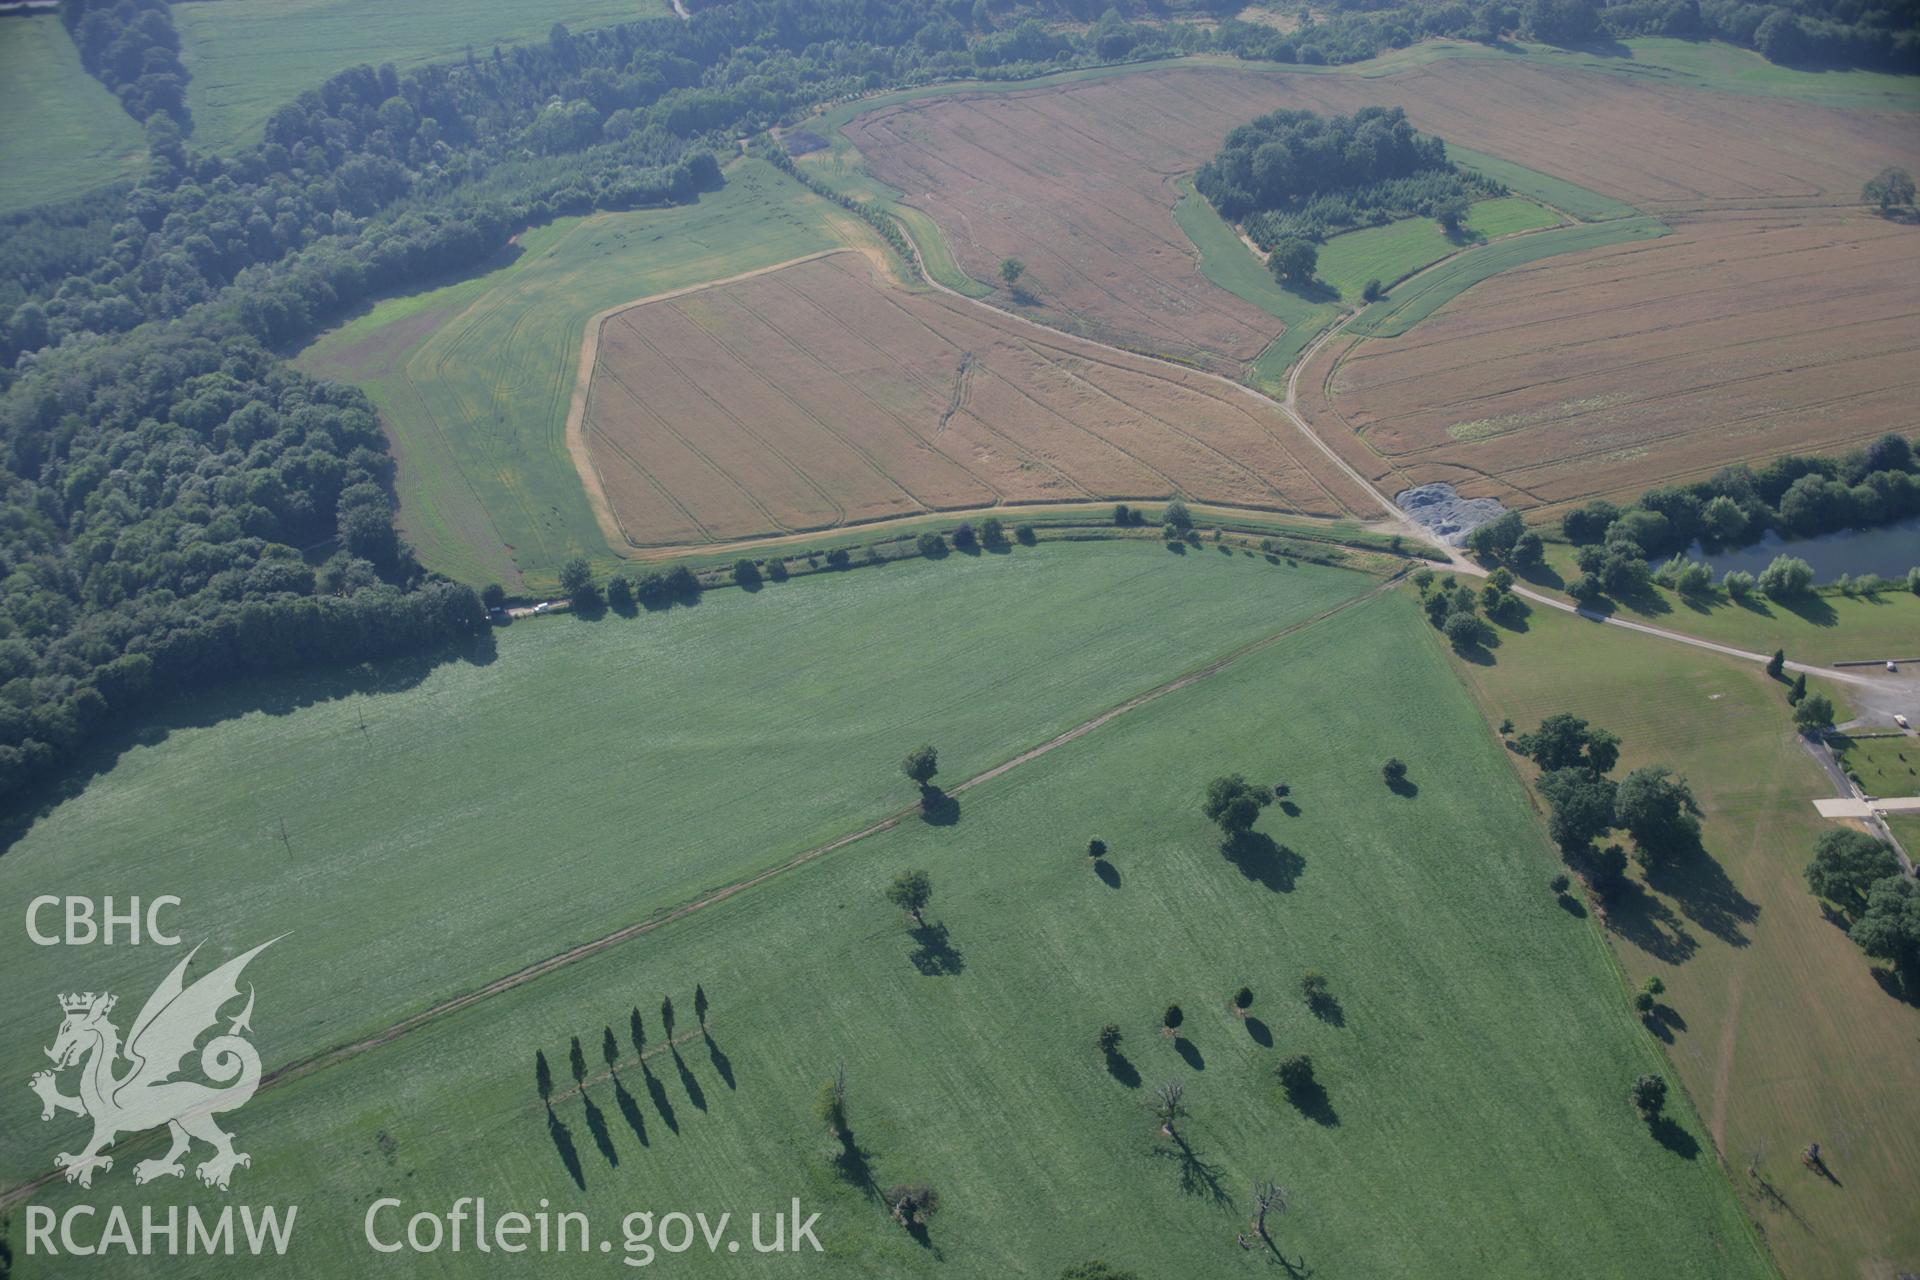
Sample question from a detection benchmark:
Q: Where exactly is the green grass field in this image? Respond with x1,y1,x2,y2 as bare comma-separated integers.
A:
1532,543,1920,668
0,14,146,214
1313,197,1561,301
1448,596,1920,1280
298,159,876,588
1447,146,1643,221
1831,733,1920,798
0,540,1377,1186
172,0,674,151
1170,178,1343,390
6,582,1768,1278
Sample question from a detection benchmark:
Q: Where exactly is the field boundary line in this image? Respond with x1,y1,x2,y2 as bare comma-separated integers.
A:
563,247,861,550
0,571,1397,1211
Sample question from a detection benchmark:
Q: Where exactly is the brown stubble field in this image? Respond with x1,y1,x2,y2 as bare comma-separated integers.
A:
844,59,1919,373
1301,209,1920,512
581,252,1364,546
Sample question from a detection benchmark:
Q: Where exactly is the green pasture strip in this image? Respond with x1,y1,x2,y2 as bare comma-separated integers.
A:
0,14,146,214
7,590,1768,1278
173,0,668,150
1347,216,1669,339
0,540,1375,1187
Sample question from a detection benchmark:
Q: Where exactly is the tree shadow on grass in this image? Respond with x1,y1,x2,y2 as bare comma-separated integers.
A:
1650,1116,1700,1160
546,1105,585,1190
1151,1133,1233,1207
642,1064,679,1134
1284,1081,1340,1128
918,786,960,826
1602,881,1699,965
1556,892,1589,919
581,1092,618,1166
1094,859,1121,889
1647,851,1758,948
1386,775,1419,798
832,1130,878,1196
1222,832,1303,892
1869,966,1918,1005
1308,994,1345,1028
671,1046,707,1112
1278,800,1301,818
1244,1016,1273,1048
0,634,498,858
1776,592,1840,628
1104,1050,1142,1088
704,1031,735,1089
1174,1037,1206,1071
611,1074,650,1147
1517,561,1565,592
909,922,966,975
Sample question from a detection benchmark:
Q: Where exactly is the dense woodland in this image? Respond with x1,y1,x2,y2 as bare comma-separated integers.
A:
1559,435,1920,560
62,0,192,126
1195,107,1500,245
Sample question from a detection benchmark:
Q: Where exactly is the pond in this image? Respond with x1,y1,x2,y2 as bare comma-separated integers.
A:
1681,514,1920,582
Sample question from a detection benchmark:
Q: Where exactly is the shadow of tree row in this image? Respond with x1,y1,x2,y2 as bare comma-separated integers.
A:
535,999,736,1189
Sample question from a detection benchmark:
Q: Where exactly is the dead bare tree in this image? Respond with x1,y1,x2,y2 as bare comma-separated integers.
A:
1252,1179,1290,1246
1150,1079,1188,1139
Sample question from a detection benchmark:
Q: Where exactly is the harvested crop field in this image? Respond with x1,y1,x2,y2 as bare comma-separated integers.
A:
842,59,1919,371
1301,210,1920,510
580,252,1369,545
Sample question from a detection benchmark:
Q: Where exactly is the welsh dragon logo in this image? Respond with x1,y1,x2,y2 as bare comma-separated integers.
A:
29,939,277,1191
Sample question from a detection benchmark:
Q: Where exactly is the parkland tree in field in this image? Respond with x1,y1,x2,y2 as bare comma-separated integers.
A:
536,1050,554,1103
660,994,676,1040
1204,774,1271,834
1149,1079,1189,1138
887,869,934,926
569,1035,587,1084
1794,694,1836,734
1096,1024,1124,1058
1863,166,1916,213
999,257,1026,288
1805,829,1900,917
695,983,710,1028
1252,1179,1290,1247
1613,766,1702,869
1850,874,1920,989
1629,1074,1668,1123
816,1061,849,1138
1268,236,1318,286
903,745,939,790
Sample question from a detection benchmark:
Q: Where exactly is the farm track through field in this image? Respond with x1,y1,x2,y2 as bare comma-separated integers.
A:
564,249,858,550
885,212,1920,705
0,573,1401,1211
